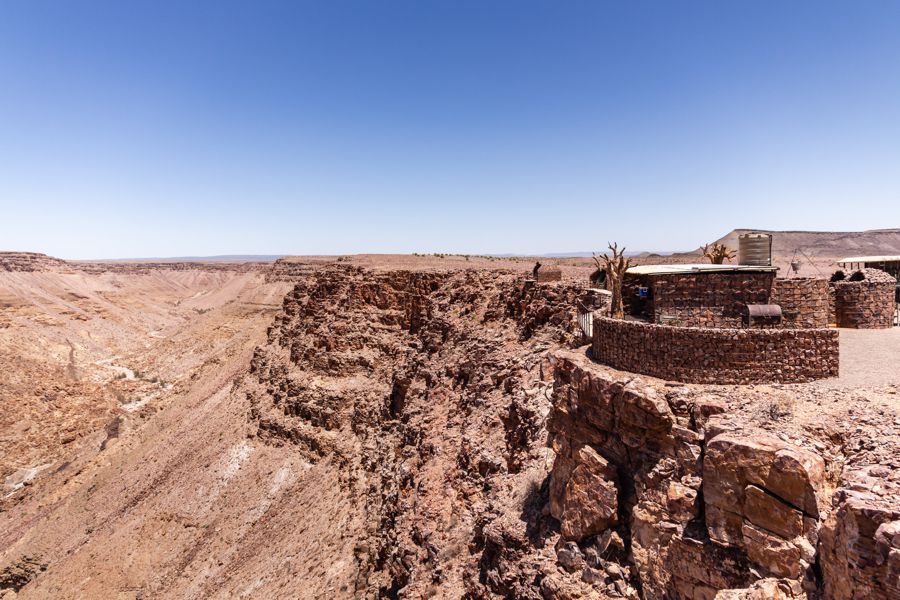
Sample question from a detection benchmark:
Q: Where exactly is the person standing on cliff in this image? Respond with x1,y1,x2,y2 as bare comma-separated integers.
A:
533,261,542,280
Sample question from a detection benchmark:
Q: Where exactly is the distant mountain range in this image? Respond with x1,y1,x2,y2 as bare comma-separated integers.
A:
707,228,900,258
78,229,900,261
550,228,900,259
540,251,677,258
88,254,285,262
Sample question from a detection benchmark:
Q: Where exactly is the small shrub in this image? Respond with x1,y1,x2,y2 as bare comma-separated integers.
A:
758,396,795,423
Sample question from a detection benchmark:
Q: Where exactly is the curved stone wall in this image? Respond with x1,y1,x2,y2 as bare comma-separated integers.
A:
832,269,896,329
592,317,839,384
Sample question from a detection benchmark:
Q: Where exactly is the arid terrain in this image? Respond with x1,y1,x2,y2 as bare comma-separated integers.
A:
711,228,900,260
1,248,898,599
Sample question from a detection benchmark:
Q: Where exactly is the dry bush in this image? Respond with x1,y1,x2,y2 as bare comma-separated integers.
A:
756,396,795,423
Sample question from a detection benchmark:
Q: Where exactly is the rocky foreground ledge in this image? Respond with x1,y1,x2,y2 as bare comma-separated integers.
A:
544,351,900,599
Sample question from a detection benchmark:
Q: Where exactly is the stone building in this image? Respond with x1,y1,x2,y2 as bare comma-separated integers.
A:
830,268,897,329
596,263,839,384
622,264,779,328
838,255,900,280
836,256,900,327
531,262,562,283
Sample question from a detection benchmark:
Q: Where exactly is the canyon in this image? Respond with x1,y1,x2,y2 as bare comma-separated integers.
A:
0,252,898,599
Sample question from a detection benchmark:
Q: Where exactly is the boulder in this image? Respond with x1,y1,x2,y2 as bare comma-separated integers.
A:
704,433,828,523
714,578,802,599
819,466,900,600
703,432,828,580
551,445,619,541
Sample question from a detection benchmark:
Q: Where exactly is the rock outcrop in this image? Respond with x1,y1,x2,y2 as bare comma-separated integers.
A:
0,252,73,272
819,466,900,599
546,350,900,599
241,266,602,597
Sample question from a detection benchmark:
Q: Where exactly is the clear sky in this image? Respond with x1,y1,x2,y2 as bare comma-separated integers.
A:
2,1,900,259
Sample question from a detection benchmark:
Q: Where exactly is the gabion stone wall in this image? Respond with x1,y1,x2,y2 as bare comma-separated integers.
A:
535,266,562,282
832,269,897,329
771,278,830,329
592,316,839,384
623,272,776,328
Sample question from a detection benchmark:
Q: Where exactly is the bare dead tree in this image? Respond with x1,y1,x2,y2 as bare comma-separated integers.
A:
701,242,736,264
592,242,631,319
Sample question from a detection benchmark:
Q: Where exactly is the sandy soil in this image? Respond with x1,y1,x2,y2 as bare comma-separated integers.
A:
828,327,900,388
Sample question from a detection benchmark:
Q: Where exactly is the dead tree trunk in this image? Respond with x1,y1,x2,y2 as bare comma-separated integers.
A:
593,243,631,319
701,243,736,264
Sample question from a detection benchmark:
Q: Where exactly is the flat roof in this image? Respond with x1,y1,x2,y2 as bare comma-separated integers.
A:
626,263,779,276
838,256,900,264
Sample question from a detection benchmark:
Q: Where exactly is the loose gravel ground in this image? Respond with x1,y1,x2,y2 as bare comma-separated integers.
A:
828,327,900,388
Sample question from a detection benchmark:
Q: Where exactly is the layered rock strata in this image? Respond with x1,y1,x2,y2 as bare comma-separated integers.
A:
242,267,600,597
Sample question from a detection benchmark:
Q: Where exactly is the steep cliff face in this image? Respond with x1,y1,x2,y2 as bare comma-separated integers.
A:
239,266,601,598
234,265,900,599
546,351,900,600
0,252,74,272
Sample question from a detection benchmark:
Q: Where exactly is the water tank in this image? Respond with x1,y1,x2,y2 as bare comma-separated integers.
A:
738,233,773,266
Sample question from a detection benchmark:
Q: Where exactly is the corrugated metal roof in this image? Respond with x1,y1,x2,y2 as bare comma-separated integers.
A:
837,256,900,264
626,263,779,276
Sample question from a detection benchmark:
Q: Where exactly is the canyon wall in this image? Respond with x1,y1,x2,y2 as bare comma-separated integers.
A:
238,267,597,597
0,253,74,273
240,266,895,598
3,260,898,599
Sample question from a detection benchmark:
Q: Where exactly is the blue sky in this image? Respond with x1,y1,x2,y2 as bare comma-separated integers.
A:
2,1,900,258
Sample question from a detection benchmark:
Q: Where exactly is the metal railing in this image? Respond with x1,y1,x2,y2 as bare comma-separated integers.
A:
577,303,593,341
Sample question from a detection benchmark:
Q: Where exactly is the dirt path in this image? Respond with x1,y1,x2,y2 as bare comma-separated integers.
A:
95,357,136,381
65,340,78,381
822,327,900,388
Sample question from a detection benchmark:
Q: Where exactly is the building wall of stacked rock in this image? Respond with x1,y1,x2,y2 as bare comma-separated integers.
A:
831,268,897,329
592,316,838,384
622,271,839,330
770,277,830,329
535,265,563,282
623,272,776,328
